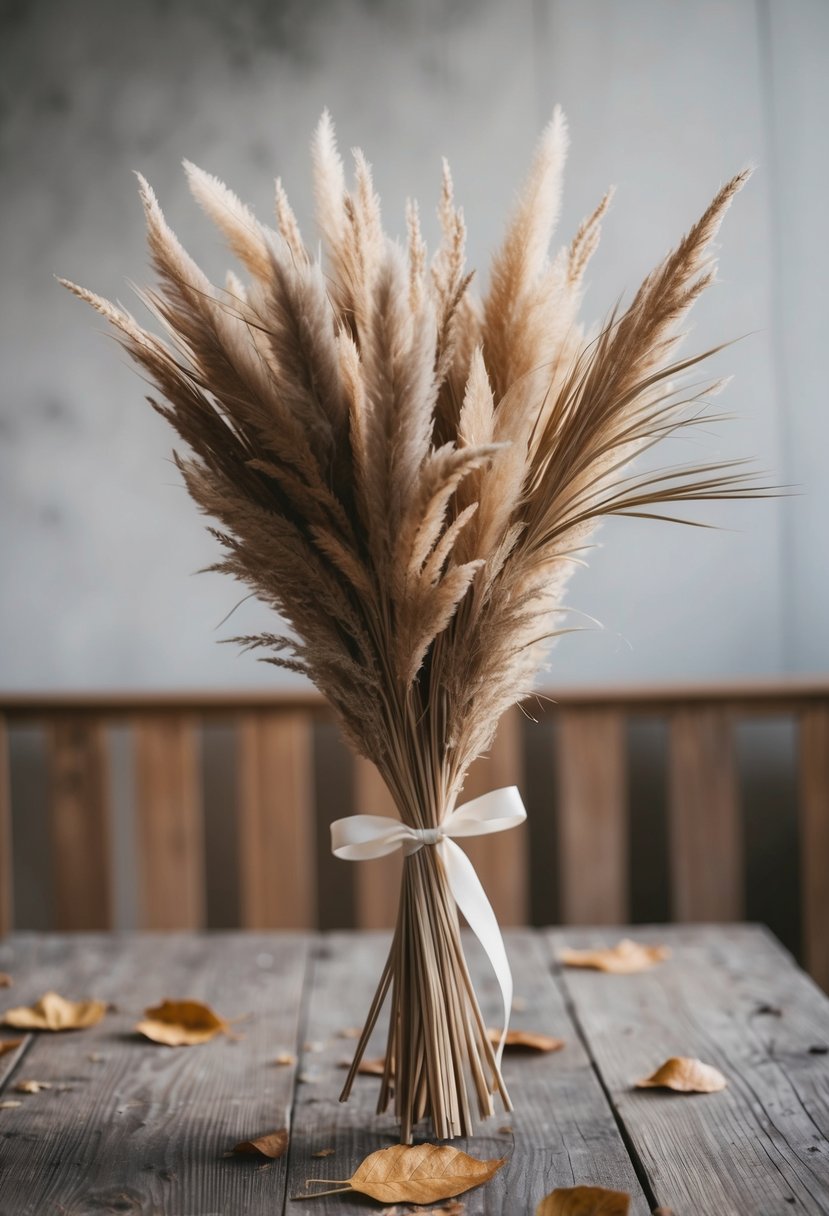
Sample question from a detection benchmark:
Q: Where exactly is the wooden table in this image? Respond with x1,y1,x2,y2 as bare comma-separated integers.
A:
1,927,828,1215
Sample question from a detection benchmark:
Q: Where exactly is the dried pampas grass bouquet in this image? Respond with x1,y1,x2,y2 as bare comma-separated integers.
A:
63,109,764,1141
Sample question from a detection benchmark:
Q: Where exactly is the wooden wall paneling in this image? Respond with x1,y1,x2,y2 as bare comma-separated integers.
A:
668,708,742,921
556,708,628,924
799,703,829,989
47,718,113,930
237,711,316,929
459,707,528,926
134,714,204,929
352,756,401,929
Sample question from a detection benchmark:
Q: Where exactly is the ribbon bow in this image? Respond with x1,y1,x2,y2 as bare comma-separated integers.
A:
330,785,527,1065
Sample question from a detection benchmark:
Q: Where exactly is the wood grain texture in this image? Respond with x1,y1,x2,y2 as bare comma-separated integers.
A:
799,704,829,990
0,932,308,1215
352,757,401,929
47,719,112,931
548,924,829,1215
460,709,529,926
285,930,649,1214
134,716,204,930
668,708,742,920
237,711,316,929
0,717,11,936
556,709,628,923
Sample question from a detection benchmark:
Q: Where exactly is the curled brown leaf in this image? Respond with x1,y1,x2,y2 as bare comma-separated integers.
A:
339,1054,389,1076
0,1039,22,1057
274,1051,296,1066
14,1079,51,1094
232,1128,289,1159
559,940,669,974
2,992,107,1031
635,1056,726,1093
306,1143,505,1203
487,1027,564,1053
135,999,230,1046
536,1184,630,1215
0,1100,22,1109
312,1147,335,1158
0,974,12,988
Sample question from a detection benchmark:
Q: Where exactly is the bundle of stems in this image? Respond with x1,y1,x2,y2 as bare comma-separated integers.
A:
63,110,766,1140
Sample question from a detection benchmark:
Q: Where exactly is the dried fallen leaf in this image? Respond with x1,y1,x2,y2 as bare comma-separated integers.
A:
312,1147,335,1158
306,1143,505,1203
488,1027,565,1053
14,1079,51,1094
338,1055,389,1076
0,1100,22,1109
0,974,12,988
232,1128,289,1159
559,939,669,974
274,1051,296,1066
339,1026,361,1039
304,1040,325,1053
635,1056,726,1093
1,991,107,1031
0,1039,23,1057
536,1184,630,1215
135,999,230,1046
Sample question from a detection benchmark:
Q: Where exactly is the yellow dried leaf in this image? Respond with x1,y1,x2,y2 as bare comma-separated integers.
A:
536,1184,630,1215
135,999,230,1046
488,1027,565,1053
312,1147,335,1158
338,1026,361,1039
1,991,107,1031
635,1056,727,1093
274,1051,296,1066
0,1038,22,1057
308,1143,505,1203
15,1079,51,1093
559,939,669,974
0,1100,22,1109
232,1128,289,1159
0,974,12,988
338,1054,389,1076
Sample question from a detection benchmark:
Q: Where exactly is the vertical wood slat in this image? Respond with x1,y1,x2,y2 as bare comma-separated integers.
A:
668,708,742,921
459,707,528,926
557,708,628,924
0,716,12,935
237,711,315,929
47,718,113,930
799,704,829,990
352,757,401,929
134,715,204,930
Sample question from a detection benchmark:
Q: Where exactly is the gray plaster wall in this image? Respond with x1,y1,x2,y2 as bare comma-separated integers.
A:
1,0,826,692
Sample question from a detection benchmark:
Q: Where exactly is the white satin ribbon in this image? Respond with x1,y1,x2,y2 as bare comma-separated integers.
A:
330,785,527,1069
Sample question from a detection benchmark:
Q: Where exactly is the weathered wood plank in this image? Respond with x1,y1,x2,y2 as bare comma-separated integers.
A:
237,711,316,929
134,716,205,930
352,758,401,929
0,716,11,936
668,708,742,920
460,709,529,926
0,932,308,1214
284,931,649,1214
47,719,113,931
556,709,628,923
799,705,829,990
548,924,829,1215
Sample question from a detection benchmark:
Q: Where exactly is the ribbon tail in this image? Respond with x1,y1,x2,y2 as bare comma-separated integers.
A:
439,838,513,1075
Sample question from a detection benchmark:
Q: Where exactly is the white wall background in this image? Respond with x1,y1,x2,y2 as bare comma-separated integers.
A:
0,0,826,692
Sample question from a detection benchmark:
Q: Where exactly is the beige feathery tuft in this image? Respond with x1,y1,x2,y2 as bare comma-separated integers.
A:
62,113,769,1145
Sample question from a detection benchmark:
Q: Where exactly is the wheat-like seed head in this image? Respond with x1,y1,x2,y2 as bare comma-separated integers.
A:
61,113,764,818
